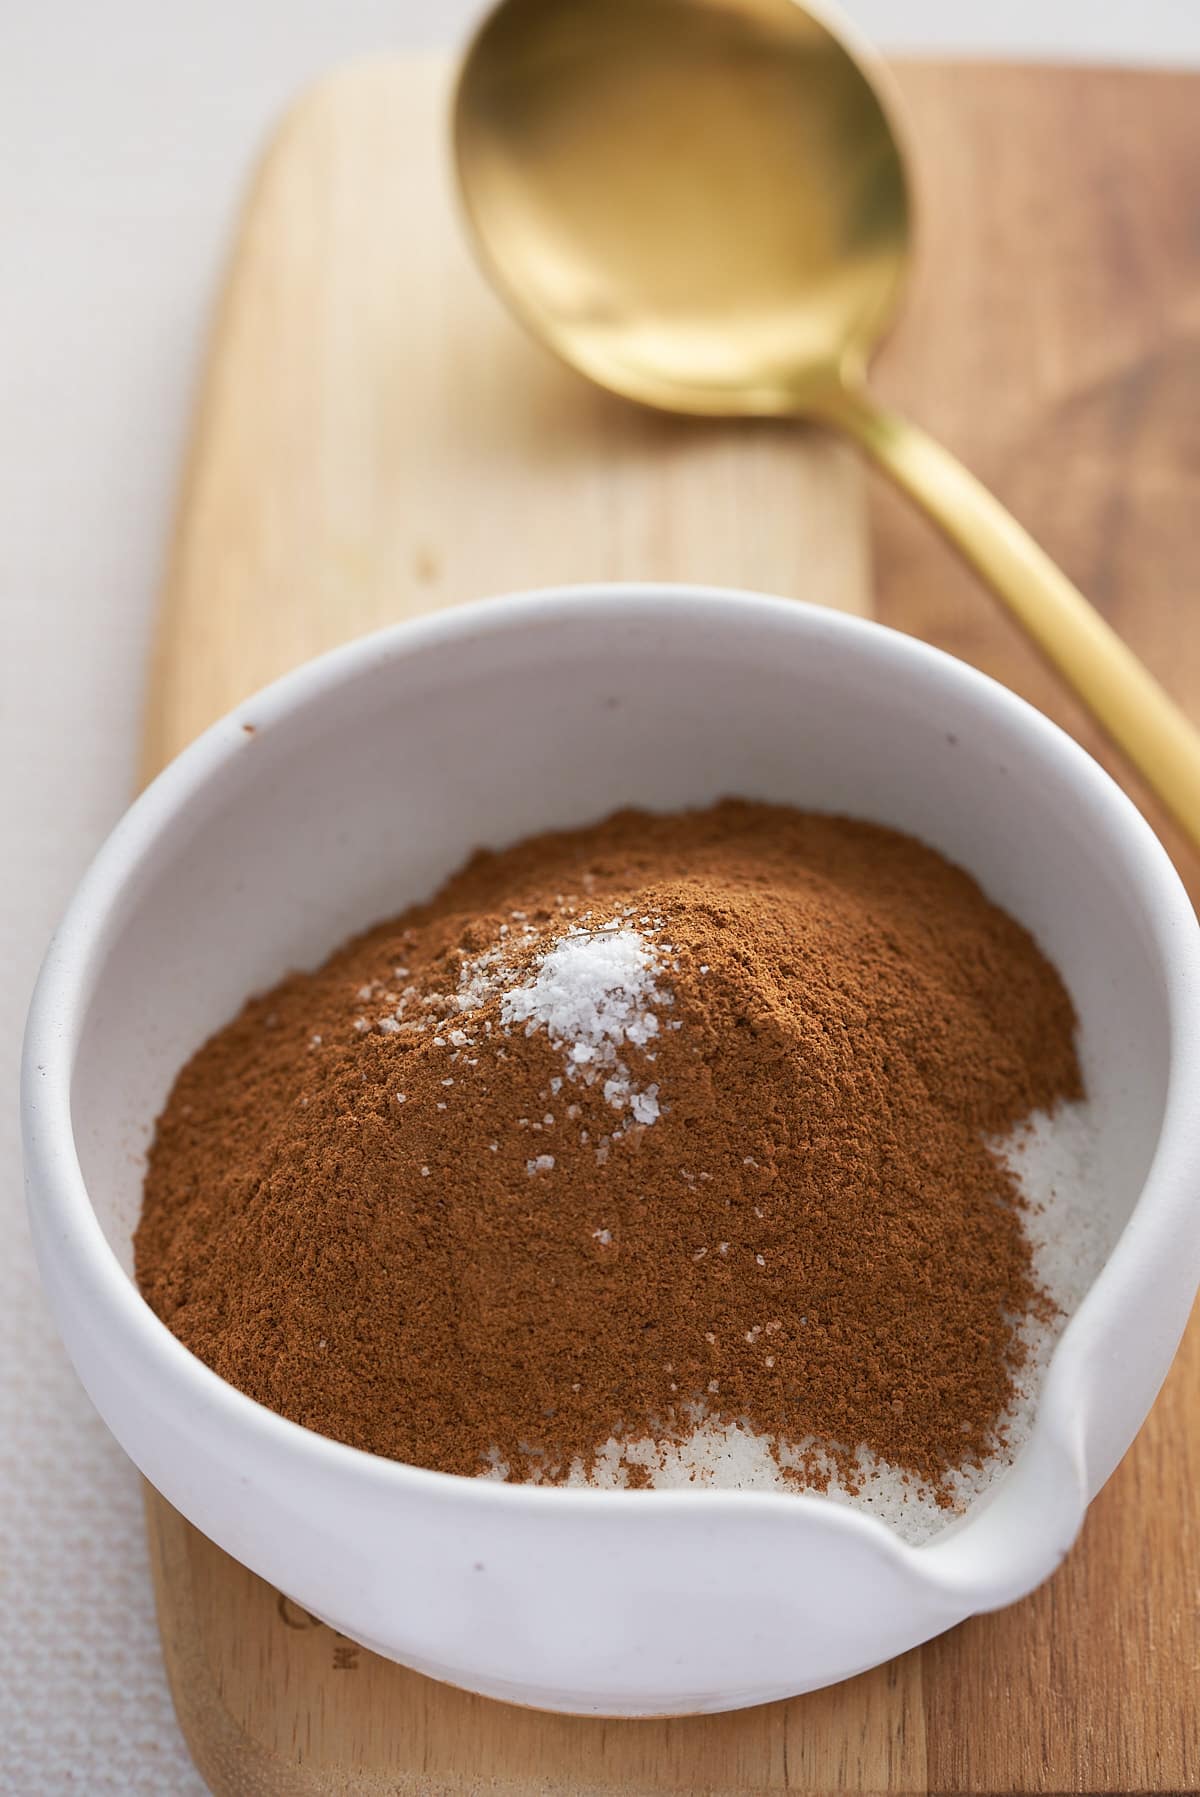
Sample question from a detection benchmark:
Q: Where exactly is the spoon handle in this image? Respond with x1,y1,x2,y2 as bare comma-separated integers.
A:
823,379,1200,851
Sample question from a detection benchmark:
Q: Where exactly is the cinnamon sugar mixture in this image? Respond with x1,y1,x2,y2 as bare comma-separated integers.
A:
135,802,1082,1518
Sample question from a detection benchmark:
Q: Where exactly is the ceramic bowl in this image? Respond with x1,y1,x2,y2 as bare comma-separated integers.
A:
22,586,1200,1715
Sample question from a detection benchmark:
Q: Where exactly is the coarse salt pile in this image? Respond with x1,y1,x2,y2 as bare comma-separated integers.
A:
499,925,669,1127
440,915,672,1133
373,901,673,1149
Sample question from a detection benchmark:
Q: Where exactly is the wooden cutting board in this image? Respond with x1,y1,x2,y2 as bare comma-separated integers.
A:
139,55,1200,1796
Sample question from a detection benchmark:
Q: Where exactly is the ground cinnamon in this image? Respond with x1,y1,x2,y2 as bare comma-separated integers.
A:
135,801,1081,1503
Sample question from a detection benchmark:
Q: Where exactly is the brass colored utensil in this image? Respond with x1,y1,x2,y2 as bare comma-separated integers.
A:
454,0,1200,846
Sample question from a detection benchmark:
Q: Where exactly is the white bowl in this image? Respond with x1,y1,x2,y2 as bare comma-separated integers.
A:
22,586,1200,1716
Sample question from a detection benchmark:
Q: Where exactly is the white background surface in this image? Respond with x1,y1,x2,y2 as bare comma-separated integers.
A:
3,4,1198,1792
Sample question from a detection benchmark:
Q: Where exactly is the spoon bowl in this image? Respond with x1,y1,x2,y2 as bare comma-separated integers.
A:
455,0,911,413
454,0,1200,848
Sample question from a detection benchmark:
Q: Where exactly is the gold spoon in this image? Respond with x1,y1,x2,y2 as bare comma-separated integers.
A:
453,0,1200,848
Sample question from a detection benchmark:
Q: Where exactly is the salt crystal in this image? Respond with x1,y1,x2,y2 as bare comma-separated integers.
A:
455,947,505,1013
353,1017,368,1033
448,1028,469,1047
755,1254,766,1267
629,1087,660,1126
526,1154,555,1175
592,1229,612,1246
309,1033,322,1049
420,1166,430,1177
378,1017,401,1035
396,1092,406,1104
442,1078,454,1087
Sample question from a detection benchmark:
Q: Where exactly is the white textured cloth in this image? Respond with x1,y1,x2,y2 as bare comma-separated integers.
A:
3,5,1197,1794
0,10,472,1792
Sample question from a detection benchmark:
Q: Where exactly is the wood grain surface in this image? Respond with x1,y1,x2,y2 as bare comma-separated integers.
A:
140,54,1200,1797
870,62,1200,1797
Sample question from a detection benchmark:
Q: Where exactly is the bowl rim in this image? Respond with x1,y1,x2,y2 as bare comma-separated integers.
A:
22,582,1200,1608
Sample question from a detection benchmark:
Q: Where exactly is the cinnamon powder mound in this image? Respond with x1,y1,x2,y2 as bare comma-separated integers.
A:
135,801,1082,1505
